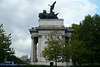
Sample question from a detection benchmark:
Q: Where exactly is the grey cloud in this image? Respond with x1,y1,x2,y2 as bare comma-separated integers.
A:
0,0,98,57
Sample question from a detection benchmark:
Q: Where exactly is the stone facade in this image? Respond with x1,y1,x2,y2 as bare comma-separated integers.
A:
29,19,73,66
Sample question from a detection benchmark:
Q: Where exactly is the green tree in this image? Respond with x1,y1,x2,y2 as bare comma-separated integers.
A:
61,39,71,62
70,14,100,65
7,55,23,64
0,24,14,63
42,29,70,66
70,40,88,66
71,23,79,29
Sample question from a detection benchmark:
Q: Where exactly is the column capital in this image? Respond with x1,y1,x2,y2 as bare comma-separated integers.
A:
31,36,38,39
31,36,34,39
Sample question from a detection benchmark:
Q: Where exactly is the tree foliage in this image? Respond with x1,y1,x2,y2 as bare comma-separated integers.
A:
70,40,89,65
7,55,23,64
42,29,70,66
0,24,14,63
70,14,100,65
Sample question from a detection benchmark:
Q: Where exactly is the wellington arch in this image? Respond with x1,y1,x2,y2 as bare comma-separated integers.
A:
29,1,73,66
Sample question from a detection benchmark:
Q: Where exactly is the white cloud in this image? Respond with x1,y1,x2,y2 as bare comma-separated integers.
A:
55,0,97,26
12,37,31,57
0,0,98,58
10,27,31,57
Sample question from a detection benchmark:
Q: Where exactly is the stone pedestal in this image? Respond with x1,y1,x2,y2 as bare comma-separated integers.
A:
39,19,64,27
29,19,73,66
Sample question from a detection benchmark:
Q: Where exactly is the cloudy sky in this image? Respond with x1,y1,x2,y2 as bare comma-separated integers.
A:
0,0,100,58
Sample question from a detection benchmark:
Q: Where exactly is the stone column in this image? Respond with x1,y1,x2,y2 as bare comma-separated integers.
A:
34,37,38,62
38,35,42,62
31,36,34,63
31,36,37,63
